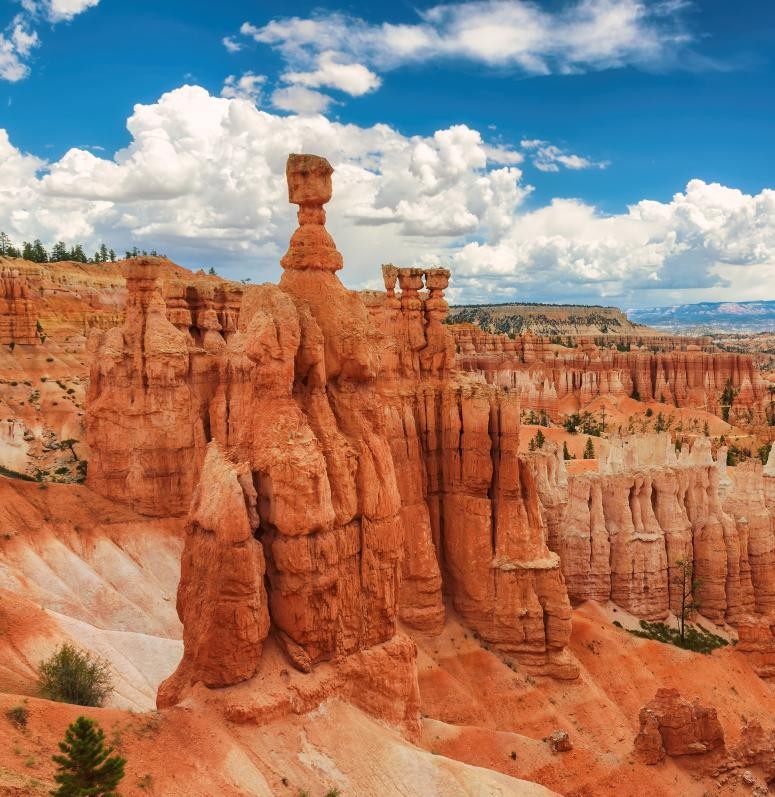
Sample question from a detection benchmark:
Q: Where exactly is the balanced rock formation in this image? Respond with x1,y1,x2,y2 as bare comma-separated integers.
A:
0,266,38,345
634,688,725,764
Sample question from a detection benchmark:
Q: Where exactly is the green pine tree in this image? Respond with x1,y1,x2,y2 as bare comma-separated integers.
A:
32,239,49,262
563,441,572,460
70,244,88,263
108,249,116,262
51,241,70,262
535,429,545,449
51,716,126,797
99,243,109,262
583,437,595,459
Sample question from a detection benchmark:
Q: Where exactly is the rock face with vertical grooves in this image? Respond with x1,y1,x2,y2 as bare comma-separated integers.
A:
452,325,770,424
157,442,269,706
529,435,775,633
0,266,38,345
86,259,211,516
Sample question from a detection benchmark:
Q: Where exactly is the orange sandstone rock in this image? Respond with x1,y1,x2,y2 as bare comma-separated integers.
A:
0,266,38,345
280,153,343,273
85,154,579,712
452,324,771,423
157,442,269,706
531,437,774,625
85,258,212,516
634,688,724,764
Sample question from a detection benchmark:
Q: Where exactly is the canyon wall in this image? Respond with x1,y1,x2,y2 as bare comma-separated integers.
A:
530,434,775,627
0,255,244,346
0,266,38,345
453,325,770,423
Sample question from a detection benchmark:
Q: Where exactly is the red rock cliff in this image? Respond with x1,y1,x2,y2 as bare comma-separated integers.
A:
85,259,213,516
530,435,775,628
453,326,770,424
0,265,38,345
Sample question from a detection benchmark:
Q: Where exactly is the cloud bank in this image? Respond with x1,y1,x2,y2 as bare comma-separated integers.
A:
1,85,773,307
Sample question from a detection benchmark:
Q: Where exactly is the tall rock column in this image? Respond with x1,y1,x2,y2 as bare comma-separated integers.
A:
264,154,405,662
157,442,270,707
375,265,447,635
86,258,210,516
432,382,577,677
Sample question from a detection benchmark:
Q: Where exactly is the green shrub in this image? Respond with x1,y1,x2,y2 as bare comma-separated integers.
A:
38,644,114,707
627,619,728,654
5,704,29,728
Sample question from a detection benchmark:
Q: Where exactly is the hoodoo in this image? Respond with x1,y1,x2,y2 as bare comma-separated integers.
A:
83,153,579,711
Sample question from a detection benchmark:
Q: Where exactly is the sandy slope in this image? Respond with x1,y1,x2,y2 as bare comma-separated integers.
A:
414,604,775,796
0,477,183,710
0,692,558,797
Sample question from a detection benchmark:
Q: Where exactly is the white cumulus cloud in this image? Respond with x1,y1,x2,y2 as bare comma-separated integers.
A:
283,50,381,96
0,17,38,81
520,138,609,172
221,72,265,104
271,84,333,114
222,35,242,53
0,84,773,309
449,181,775,305
46,0,100,23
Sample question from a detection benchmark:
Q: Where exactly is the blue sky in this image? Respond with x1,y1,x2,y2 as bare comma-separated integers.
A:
1,0,774,307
